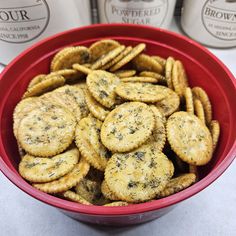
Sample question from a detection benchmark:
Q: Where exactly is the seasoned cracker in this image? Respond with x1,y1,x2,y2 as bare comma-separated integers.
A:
105,144,174,202
148,106,166,151
139,71,166,84
27,74,46,88
101,46,133,70
50,69,83,83
192,87,212,125
165,57,175,90
72,63,93,74
42,90,81,122
104,202,129,207
172,60,189,98
115,82,166,103
193,98,206,124
120,76,159,83
53,85,89,118
62,190,92,205
184,87,194,114
109,43,146,72
132,53,163,74
101,102,155,152
23,74,65,98
75,178,108,205
114,69,136,78
152,55,166,67
33,156,90,193
89,39,120,62
91,45,125,70
18,104,76,157
19,148,79,183
155,89,180,117
85,90,110,121
167,111,213,165
209,120,220,152
87,70,120,108
101,180,120,201
13,97,42,138
51,46,90,72
157,173,196,198
75,116,111,171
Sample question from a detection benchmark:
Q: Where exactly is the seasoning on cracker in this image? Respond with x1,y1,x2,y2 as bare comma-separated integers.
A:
115,82,166,103
167,111,213,166
87,70,120,108
19,148,79,183
105,144,174,203
18,104,76,157
101,102,155,152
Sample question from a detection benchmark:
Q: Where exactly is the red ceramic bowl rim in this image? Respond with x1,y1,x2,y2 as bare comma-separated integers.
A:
0,23,236,216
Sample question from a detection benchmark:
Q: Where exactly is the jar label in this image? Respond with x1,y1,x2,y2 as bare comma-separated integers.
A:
104,0,168,27
0,0,50,43
202,0,236,41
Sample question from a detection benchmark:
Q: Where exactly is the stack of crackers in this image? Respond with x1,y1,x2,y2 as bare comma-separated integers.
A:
14,39,220,206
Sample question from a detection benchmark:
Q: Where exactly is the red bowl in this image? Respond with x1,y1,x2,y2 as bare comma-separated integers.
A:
0,24,235,226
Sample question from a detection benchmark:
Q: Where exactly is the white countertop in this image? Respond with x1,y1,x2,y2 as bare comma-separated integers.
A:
0,19,235,236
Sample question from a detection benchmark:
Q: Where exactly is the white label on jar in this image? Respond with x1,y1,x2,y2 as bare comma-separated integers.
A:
202,0,236,41
104,0,169,27
0,0,49,43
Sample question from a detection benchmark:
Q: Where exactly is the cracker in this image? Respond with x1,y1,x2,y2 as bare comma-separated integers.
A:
13,97,42,138
152,55,166,67
101,102,155,152
19,148,79,183
109,43,146,72
167,111,213,165
148,106,166,151
172,60,189,98
42,90,81,122
75,116,111,171
91,45,125,70
87,70,120,108
165,57,175,90
115,82,166,103
85,90,110,121
209,120,220,152
120,76,159,83
114,69,136,78
75,178,108,205
53,85,89,118
27,74,46,88
139,71,166,84
62,190,92,205
155,89,180,117
104,202,129,207
17,143,26,159
132,53,163,74
157,173,196,198
89,39,120,62
101,180,120,201
193,98,206,124
72,63,93,74
192,87,212,125
105,144,174,202
50,69,84,83
51,46,90,72
184,87,194,114
101,46,133,70
33,156,90,193
23,74,65,98
18,104,76,157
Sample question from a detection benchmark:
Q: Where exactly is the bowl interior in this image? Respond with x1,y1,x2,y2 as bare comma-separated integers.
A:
0,24,235,215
